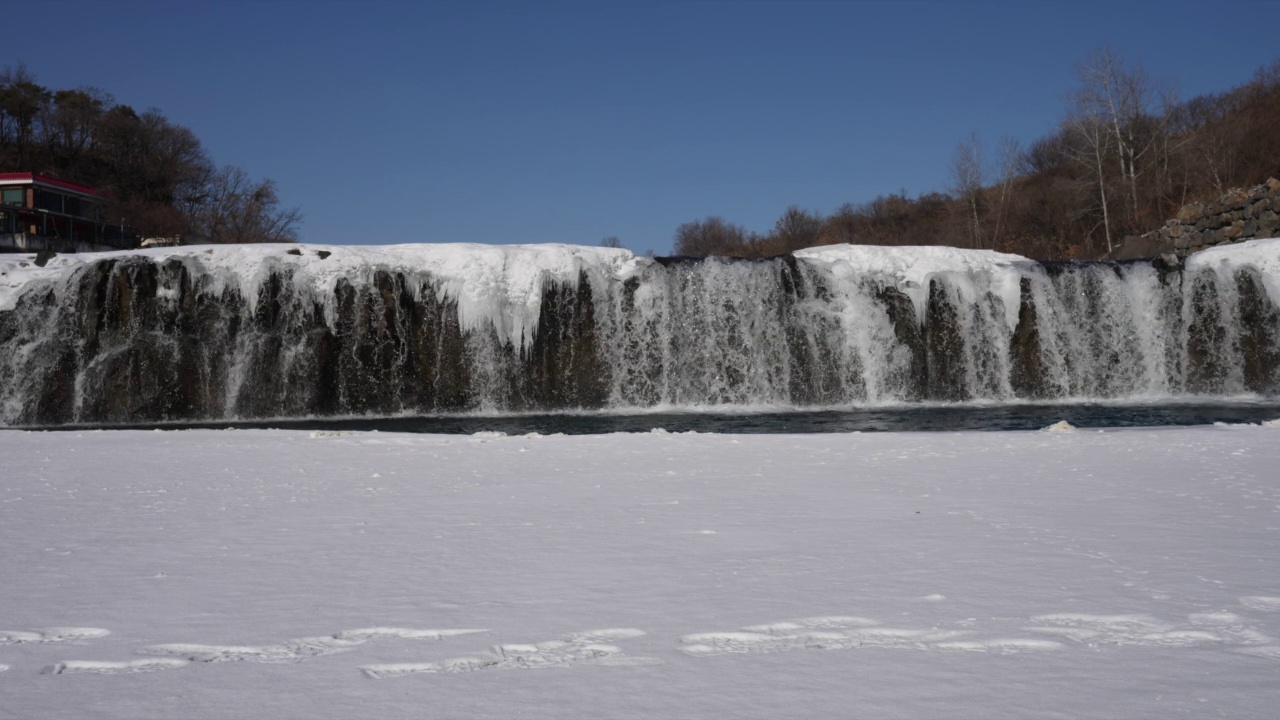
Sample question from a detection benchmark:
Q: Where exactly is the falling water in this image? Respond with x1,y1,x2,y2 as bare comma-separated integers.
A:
0,241,1276,426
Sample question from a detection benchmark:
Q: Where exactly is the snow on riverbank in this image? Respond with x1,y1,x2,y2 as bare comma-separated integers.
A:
3,425,1280,718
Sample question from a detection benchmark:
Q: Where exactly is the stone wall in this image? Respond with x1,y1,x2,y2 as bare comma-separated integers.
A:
1118,178,1280,259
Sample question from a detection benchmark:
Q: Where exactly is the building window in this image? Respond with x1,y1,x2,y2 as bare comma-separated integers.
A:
1,188,23,206
35,190,64,213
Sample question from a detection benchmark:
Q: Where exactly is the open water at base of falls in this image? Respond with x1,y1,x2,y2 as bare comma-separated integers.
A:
25,399,1280,435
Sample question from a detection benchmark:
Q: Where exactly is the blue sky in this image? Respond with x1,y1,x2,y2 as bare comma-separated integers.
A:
6,0,1279,255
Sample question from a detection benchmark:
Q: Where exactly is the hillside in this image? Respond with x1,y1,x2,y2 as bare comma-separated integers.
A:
673,51,1280,261
0,63,299,243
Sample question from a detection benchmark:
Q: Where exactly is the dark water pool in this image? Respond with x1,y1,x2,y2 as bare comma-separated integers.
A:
36,400,1280,434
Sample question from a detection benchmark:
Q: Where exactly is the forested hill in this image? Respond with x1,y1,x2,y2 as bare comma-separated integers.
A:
0,63,299,244
672,51,1280,261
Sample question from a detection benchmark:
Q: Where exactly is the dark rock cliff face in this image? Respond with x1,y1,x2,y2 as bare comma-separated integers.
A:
924,279,968,402
1235,269,1280,392
1009,277,1048,399
520,271,607,409
876,286,927,401
1,250,1277,426
1184,267,1280,395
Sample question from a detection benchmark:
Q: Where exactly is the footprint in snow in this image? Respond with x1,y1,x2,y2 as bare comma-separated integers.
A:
139,627,489,664
1240,596,1280,612
361,628,659,678
1234,646,1280,661
1189,612,1276,645
1017,602,1280,661
44,627,488,676
44,658,189,675
140,635,363,664
680,616,1058,657
0,628,110,645
1025,613,1219,646
1024,612,1275,648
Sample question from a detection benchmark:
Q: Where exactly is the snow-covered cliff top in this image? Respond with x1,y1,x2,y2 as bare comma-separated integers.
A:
0,243,646,347
2,238,1277,345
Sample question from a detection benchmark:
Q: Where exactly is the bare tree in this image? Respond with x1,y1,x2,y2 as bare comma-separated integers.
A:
820,203,861,245
1185,91,1242,195
599,235,623,248
190,165,302,243
38,87,112,169
990,136,1020,248
0,63,51,168
951,133,984,248
672,216,748,257
96,105,214,214
1150,84,1192,209
1063,111,1115,253
770,205,823,252
1074,47,1159,227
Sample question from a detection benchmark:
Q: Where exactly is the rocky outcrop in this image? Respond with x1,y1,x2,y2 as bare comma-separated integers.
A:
1118,178,1280,259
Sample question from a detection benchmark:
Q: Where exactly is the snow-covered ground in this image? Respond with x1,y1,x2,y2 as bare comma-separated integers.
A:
3,424,1280,718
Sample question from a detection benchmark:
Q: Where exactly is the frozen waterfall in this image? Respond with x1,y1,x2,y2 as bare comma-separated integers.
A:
1,240,1277,425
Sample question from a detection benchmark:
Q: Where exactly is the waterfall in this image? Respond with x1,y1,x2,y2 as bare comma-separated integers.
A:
1,240,1277,425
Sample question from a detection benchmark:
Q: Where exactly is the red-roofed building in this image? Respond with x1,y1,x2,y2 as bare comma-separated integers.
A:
0,172,138,252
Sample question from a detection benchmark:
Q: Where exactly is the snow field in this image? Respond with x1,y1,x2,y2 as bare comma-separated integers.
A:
2,424,1280,718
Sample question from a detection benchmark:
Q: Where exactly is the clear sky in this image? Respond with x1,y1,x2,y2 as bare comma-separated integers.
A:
6,0,1279,255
